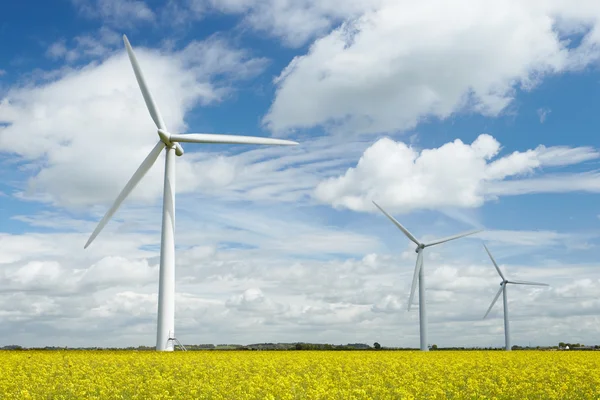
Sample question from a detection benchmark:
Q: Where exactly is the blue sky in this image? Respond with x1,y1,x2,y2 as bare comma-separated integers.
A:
2,0,600,349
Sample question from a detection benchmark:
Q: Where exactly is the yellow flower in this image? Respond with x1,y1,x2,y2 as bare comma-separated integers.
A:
0,350,598,399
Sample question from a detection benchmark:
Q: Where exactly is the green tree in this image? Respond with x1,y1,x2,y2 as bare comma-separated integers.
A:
373,342,381,350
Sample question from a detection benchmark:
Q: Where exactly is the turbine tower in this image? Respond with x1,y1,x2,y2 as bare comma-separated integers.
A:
372,201,482,351
84,35,298,351
482,243,549,351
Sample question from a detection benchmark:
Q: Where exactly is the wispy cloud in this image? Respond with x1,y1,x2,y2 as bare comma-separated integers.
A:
162,0,373,47
71,0,155,26
477,229,596,249
46,27,122,63
488,172,600,196
537,107,551,123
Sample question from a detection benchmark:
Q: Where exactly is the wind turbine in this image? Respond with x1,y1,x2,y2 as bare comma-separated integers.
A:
482,243,549,351
84,35,298,351
372,201,482,351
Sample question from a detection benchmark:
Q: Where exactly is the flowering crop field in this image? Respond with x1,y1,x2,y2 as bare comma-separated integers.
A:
1,350,599,399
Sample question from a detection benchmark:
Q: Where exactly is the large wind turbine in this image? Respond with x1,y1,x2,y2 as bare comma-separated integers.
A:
482,243,549,351
84,35,298,351
372,201,482,351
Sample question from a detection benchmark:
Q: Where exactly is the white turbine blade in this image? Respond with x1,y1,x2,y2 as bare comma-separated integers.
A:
123,35,167,131
424,229,483,247
169,133,298,146
507,280,549,287
483,243,505,280
483,285,504,319
84,141,165,249
407,250,424,311
372,201,420,246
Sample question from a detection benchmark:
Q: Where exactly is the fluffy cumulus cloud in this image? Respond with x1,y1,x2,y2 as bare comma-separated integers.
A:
264,0,600,135
0,36,267,209
315,134,600,213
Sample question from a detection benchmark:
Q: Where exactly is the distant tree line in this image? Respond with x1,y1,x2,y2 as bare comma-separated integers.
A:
2,341,599,351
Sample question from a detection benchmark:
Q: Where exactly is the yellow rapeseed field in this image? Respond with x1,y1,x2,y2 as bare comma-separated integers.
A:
0,350,598,399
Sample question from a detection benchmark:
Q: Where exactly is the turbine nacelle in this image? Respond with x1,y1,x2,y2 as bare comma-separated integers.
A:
158,129,184,156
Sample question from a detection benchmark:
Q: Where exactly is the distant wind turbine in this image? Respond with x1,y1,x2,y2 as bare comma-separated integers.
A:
482,243,549,351
372,201,482,351
84,35,298,351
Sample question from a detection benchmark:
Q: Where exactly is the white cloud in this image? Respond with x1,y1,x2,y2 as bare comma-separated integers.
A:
224,0,374,48
166,0,377,47
46,41,69,60
166,201,384,257
0,208,385,346
226,288,288,314
478,229,594,249
72,0,155,26
488,172,600,196
537,107,551,123
46,27,122,63
263,0,600,135
314,134,600,213
0,36,267,209
2,214,600,348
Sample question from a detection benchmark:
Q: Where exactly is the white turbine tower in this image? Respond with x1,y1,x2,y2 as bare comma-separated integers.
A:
482,243,549,351
372,201,482,351
84,35,298,351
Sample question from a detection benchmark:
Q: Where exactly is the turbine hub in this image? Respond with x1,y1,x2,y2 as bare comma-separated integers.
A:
158,129,171,144
415,244,425,253
158,129,184,156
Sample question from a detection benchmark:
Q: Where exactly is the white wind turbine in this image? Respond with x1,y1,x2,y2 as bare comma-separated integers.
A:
84,35,298,351
372,201,482,351
482,243,549,351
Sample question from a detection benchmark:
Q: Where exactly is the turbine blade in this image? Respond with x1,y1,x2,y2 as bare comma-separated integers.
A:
84,141,165,249
407,250,424,311
424,229,483,247
123,35,167,131
507,280,550,287
169,133,298,146
372,201,420,246
483,285,504,319
483,243,505,280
